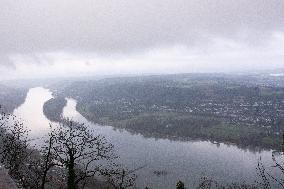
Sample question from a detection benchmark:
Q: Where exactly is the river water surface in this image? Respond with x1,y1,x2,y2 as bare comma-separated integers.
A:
13,87,276,189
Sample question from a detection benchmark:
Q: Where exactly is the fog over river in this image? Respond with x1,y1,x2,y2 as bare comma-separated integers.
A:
13,87,276,189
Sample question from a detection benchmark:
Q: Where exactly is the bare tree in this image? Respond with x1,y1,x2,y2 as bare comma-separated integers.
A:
1,110,136,189
101,165,138,189
49,119,116,189
0,112,31,183
196,176,259,189
256,152,284,189
197,177,221,189
0,110,61,189
256,158,271,189
39,128,64,189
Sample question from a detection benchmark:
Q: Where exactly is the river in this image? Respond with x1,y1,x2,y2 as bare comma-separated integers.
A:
13,87,276,189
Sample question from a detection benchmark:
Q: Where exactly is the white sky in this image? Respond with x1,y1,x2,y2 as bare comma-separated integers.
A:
0,0,284,79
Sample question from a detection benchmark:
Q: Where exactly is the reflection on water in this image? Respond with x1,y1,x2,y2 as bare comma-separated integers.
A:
63,99,275,189
14,87,276,189
13,87,54,138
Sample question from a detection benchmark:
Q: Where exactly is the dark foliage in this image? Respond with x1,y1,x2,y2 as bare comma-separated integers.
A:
43,97,67,122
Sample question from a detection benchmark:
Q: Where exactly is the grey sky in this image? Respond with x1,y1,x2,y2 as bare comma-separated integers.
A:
0,0,284,79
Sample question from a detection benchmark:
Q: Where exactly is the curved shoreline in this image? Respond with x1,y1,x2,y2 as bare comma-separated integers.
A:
42,95,281,151
76,102,281,151
43,97,67,122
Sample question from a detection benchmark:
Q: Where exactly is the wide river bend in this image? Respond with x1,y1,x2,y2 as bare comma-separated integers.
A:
13,87,276,189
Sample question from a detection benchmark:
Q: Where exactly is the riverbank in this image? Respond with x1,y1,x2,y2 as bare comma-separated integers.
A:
42,95,282,151
46,74,284,151
20,88,277,189
77,106,282,151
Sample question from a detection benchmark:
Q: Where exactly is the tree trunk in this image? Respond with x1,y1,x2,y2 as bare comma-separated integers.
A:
40,169,48,189
67,157,76,189
41,135,53,189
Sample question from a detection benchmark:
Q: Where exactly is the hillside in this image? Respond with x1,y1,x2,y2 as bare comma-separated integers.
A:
48,73,284,149
0,85,28,113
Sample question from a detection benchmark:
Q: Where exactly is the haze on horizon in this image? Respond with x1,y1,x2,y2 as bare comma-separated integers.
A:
0,0,284,80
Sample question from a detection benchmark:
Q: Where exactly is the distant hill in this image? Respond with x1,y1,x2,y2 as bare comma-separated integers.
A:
47,73,284,149
0,84,28,113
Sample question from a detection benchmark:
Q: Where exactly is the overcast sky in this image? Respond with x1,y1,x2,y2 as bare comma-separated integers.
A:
0,0,284,80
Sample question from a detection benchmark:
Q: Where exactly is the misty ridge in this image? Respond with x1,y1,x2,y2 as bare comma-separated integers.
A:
1,1,284,189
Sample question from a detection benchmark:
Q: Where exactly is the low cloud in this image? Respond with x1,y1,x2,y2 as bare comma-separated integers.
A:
0,0,284,79
0,33,282,80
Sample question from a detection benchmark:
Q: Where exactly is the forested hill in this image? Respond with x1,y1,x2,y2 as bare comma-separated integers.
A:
49,73,284,149
0,84,28,113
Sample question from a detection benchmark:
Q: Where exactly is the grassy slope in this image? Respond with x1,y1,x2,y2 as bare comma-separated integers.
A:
78,105,282,150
